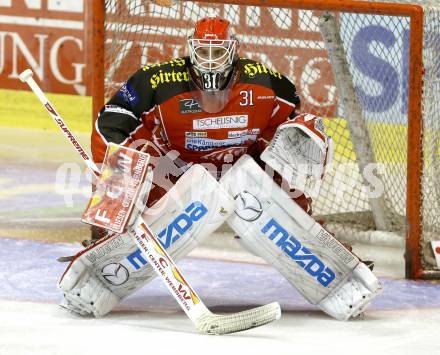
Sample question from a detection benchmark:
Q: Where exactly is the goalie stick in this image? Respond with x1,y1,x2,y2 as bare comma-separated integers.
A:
19,69,281,335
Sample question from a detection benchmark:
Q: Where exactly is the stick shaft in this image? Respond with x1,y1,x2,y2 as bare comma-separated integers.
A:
20,71,100,176
129,216,209,322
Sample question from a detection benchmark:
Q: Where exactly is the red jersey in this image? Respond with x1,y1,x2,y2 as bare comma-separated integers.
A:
92,57,300,173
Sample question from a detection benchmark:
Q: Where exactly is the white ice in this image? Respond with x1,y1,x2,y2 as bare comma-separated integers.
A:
1,294,439,355
0,237,440,355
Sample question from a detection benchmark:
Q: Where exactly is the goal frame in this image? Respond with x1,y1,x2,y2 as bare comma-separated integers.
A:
88,0,428,280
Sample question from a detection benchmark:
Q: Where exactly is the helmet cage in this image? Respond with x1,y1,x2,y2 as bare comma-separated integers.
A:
187,18,238,113
188,38,237,73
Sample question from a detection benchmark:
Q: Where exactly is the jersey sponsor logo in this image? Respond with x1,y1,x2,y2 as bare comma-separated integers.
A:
243,62,282,80
257,95,275,100
193,115,248,130
150,69,190,89
185,136,257,151
142,58,186,71
261,218,336,287
180,98,202,114
117,81,139,105
227,128,260,138
185,131,207,138
234,191,263,222
228,130,246,139
314,117,325,135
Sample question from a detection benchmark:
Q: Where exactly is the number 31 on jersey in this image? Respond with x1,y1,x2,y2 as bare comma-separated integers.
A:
240,90,254,106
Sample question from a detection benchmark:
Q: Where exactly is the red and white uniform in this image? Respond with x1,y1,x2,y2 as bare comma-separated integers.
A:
91,57,304,207
92,57,300,166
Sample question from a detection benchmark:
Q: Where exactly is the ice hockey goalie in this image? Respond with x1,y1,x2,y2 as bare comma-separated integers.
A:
58,15,382,320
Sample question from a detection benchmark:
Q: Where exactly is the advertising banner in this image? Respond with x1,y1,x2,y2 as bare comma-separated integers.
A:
0,1,410,121
0,0,87,95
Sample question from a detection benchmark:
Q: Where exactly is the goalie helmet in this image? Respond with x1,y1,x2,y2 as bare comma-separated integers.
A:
187,16,239,113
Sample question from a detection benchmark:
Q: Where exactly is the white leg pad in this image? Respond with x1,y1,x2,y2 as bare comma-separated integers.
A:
221,155,382,320
318,262,382,320
59,164,234,317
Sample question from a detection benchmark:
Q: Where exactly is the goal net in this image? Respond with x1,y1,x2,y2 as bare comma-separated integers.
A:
91,0,440,279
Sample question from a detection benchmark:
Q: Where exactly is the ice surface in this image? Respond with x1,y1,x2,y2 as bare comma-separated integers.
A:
0,238,439,355
0,128,439,355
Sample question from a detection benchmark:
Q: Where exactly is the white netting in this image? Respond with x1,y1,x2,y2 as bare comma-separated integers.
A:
102,1,440,273
419,4,440,270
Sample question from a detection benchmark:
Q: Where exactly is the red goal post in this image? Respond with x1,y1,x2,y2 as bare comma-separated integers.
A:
88,0,439,280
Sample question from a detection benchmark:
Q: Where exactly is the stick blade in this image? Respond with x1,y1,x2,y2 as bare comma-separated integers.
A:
195,302,281,335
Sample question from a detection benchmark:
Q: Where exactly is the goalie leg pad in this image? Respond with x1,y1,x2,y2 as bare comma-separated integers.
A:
318,262,382,320
318,263,382,320
60,259,119,317
59,164,234,317
221,155,382,320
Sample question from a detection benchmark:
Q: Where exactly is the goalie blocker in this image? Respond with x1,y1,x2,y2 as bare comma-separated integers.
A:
221,155,382,320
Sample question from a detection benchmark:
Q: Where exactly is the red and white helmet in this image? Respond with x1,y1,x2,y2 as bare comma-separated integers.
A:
188,16,239,113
